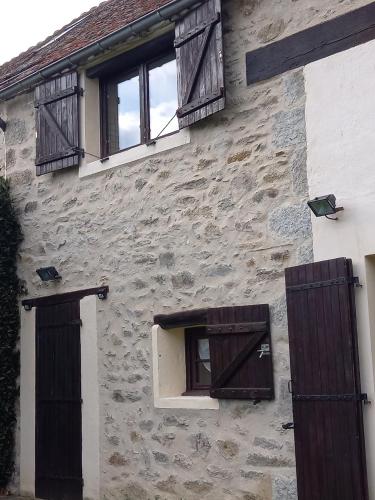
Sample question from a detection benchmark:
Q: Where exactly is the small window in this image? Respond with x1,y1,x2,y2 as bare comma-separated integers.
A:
185,327,212,395
101,52,178,157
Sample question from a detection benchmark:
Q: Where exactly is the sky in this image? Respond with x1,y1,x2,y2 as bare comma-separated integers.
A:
0,0,103,65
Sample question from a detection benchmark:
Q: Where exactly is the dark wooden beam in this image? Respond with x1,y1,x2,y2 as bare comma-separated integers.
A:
22,285,109,308
246,2,375,85
154,308,209,329
86,31,174,79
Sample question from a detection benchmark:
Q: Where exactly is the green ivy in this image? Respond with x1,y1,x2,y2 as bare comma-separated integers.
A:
0,177,22,489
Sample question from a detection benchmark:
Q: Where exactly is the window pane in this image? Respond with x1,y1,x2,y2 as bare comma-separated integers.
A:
198,338,211,374
197,362,211,385
118,74,140,150
149,57,178,139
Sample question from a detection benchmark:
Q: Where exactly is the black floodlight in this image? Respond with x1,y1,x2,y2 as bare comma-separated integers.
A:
36,266,62,282
307,194,344,220
0,117,6,132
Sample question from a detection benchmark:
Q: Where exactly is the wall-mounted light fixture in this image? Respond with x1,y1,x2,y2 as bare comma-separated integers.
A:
36,266,62,282
0,117,6,132
307,194,344,220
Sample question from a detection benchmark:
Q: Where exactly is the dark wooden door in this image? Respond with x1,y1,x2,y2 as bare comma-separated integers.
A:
285,258,369,500
35,300,83,500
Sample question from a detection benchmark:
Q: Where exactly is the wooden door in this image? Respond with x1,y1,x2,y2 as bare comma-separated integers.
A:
35,300,83,500
285,258,369,500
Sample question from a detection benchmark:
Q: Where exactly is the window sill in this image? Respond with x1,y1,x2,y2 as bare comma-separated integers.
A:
79,128,190,178
154,395,219,410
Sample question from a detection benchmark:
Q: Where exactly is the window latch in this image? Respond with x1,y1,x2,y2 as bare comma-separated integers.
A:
257,343,270,359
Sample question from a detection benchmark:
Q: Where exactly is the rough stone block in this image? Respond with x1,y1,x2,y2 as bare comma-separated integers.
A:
272,475,297,500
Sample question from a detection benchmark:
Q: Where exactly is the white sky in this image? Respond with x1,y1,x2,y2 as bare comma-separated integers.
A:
0,0,104,65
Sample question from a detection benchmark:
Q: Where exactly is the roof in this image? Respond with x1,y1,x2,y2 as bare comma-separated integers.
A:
0,0,172,94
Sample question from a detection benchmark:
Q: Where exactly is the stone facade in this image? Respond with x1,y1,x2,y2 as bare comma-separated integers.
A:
0,0,372,498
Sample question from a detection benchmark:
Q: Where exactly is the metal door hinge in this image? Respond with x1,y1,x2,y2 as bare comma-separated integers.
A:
70,319,83,327
287,276,362,292
293,393,368,402
282,422,294,430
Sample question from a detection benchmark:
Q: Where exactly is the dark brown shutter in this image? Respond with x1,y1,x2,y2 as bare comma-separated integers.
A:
285,258,369,500
208,305,274,400
175,0,225,128
35,72,82,176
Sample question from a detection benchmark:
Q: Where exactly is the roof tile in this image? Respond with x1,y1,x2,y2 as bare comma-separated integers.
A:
0,0,172,93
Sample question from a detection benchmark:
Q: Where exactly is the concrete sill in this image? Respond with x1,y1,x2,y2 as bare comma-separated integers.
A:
155,396,219,410
79,128,190,178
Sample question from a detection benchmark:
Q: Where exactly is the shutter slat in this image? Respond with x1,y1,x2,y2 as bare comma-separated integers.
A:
175,0,225,128
35,72,82,176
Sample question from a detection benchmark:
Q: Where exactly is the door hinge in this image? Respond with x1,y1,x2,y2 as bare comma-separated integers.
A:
287,276,362,292
70,319,83,327
282,422,295,430
293,393,367,402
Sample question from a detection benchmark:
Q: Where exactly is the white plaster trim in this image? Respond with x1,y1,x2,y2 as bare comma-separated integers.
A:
81,295,100,500
79,128,190,179
20,307,36,497
304,40,375,500
152,325,219,410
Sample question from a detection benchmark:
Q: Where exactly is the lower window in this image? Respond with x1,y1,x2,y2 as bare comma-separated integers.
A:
184,327,211,395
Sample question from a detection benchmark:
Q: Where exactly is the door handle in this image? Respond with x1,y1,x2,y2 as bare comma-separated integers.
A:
282,422,295,430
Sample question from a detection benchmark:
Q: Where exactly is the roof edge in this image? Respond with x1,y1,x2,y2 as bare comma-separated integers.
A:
0,0,202,102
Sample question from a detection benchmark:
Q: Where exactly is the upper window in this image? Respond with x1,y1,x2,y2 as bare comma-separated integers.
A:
100,52,179,156
34,1,225,177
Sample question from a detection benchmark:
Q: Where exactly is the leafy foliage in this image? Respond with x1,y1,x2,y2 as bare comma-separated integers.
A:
0,177,22,489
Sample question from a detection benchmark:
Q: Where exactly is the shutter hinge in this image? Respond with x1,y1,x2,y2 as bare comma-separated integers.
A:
75,86,84,97
73,147,85,158
287,276,362,292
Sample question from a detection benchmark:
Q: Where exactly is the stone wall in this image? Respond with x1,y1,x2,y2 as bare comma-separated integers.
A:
0,0,372,498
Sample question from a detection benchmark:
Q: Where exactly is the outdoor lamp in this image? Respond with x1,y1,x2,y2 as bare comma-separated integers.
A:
0,117,6,132
36,266,62,282
307,194,344,220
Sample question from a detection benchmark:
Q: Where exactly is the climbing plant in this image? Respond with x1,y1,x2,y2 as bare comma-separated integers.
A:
0,177,22,491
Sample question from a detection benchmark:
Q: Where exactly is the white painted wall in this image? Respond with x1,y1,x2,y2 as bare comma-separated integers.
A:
305,39,375,498
81,295,100,500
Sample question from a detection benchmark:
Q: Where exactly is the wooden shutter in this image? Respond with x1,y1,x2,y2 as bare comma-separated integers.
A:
285,258,369,500
175,0,225,128
208,305,274,400
35,72,82,176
